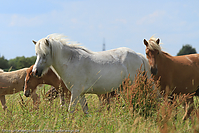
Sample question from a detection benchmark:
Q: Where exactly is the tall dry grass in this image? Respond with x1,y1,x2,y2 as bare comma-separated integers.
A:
0,69,199,132
115,68,198,132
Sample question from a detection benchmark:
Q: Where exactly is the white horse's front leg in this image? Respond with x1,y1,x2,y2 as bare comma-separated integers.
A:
0,95,7,110
68,89,80,113
79,95,88,114
59,87,65,107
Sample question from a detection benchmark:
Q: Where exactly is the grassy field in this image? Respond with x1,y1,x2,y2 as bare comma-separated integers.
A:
1,72,199,133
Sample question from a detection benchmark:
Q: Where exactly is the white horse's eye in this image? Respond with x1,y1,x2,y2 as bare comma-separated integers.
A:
43,54,47,59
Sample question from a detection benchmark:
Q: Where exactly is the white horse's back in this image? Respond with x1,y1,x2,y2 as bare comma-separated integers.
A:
62,47,144,94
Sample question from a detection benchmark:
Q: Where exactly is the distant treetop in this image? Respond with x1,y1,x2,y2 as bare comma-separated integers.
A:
177,44,197,56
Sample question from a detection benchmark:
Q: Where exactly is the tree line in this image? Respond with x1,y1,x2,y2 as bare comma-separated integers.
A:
0,56,36,71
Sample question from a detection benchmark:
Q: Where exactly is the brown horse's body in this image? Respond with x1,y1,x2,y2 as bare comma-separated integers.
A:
0,68,39,110
24,65,71,106
144,37,199,120
154,52,199,94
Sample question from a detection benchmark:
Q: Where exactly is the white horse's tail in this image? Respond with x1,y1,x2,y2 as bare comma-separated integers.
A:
137,53,151,79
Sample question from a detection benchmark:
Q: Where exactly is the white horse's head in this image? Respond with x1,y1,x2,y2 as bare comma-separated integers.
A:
32,38,53,77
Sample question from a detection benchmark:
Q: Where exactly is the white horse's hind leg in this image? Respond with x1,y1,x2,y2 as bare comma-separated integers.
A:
0,95,7,110
68,89,88,114
79,95,88,114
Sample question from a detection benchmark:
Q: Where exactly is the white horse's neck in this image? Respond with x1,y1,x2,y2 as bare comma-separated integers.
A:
50,42,92,89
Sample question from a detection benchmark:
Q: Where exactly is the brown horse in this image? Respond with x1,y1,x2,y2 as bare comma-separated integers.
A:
0,68,39,110
143,37,199,120
24,65,118,109
24,65,71,106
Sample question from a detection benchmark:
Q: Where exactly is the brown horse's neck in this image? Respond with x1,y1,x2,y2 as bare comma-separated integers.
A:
157,51,172,65
154,51,173,80
41,70,61,88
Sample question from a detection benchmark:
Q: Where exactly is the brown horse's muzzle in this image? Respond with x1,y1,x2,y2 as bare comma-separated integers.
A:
24,90,31,97
33,69,43,78
150,67,158,75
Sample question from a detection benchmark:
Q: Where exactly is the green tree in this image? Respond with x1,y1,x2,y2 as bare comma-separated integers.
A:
0,56,9,69
177,44,197,56
8,56,36,70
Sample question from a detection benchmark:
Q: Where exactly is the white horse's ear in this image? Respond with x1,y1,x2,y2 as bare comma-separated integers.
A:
143,39,148,47
32,40,37,45
156,38,160,45
45,39,50,47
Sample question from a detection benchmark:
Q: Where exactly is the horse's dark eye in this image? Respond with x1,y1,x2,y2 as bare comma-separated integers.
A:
43,54,46,59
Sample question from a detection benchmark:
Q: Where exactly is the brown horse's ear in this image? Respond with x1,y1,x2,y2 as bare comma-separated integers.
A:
156,38,160,45
143,39,148,47
32,40,37,45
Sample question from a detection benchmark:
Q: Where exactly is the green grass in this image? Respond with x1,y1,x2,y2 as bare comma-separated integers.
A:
0,93,158,133
1,73,199,133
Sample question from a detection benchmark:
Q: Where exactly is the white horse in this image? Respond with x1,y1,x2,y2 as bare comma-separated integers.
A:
28,34,151,114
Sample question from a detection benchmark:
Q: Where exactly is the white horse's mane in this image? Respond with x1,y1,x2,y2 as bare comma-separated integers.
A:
147,36,162,52
46,34,93,54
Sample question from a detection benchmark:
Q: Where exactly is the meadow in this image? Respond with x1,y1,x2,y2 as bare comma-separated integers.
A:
1,70,199,133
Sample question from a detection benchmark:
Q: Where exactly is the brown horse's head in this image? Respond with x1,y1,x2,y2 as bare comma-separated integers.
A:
143,37,161,75
24,65,41,97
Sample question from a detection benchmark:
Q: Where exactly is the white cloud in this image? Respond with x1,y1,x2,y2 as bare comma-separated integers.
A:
9,14,43,27
137,11,166,25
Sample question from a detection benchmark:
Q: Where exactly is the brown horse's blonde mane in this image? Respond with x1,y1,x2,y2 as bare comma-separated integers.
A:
162,51,172,57
27,65,34,76
148,37,172,57
147,37,162,52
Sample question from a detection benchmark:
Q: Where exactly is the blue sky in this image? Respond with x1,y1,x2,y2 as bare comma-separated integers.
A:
0,0,199,59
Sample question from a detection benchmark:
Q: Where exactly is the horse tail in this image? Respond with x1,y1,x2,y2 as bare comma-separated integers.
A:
137,53,151,79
